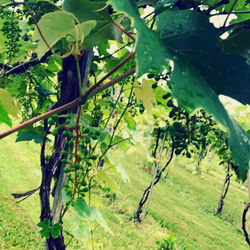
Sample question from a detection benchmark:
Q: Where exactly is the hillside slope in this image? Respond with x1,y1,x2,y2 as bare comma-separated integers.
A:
0,125,248,249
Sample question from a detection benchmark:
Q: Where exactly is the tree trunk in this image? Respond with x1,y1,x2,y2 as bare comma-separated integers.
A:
215,164,231,215
40,50,93,249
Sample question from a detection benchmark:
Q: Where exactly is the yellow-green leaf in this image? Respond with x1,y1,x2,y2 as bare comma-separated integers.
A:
0,88,18,117
97,169,120,194
33,11,96,59
134,79,156,112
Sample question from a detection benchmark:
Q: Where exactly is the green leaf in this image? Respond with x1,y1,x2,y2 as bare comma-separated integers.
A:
0,100,11,126
64,0,109,22
90,206,112,233
50,223,61,238
33,11,96,59
33,11,75,59
220,29,250,61
37,219,50,239
72,197,91,217
109,0,170,76
124,113,136,130
67,212,90,242
156,8,250,105
16,126,44,144
67,20,97,43
97,169,120,194
64,0,122,48
134,79,156,112
107,151,130,182
171,59,250,180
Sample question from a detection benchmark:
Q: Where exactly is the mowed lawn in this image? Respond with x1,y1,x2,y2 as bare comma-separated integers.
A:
0,124,249,249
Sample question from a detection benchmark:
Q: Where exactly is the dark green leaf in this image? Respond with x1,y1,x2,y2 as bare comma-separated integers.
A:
220,29,250,61
16,126,44,144
156,8,250,105
50,223,61,238
37,219,50,239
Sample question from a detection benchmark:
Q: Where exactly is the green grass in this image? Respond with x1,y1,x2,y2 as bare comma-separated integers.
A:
0,179,42,249
0,124,249,249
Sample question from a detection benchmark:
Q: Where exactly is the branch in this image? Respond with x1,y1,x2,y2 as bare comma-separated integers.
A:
210,10,250,16
113,20,135,41
12,186,40,199
242,202,250,246
220,19,250,34
222,0,239,29
0,51,52,77
0,68,136,139
86,51,135,96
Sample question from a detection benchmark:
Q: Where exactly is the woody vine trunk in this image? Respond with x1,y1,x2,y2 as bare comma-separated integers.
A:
40,50,93,249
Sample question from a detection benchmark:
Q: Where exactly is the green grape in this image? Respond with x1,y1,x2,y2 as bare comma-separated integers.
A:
152,83,158,89
90,155,98,160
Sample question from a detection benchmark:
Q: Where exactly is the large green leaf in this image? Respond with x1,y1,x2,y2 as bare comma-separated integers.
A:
108,2,250,179
64,0,122,48
156,8,250,105
109,0,170,76
171,59,250,180
33,11,96,59
220,29,250,61
155,8,250,179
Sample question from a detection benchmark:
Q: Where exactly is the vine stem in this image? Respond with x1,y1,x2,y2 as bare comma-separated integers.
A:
141,130,167,221
113,20,135,41
73,106,82,196
222,0,238,29
86,51,135,95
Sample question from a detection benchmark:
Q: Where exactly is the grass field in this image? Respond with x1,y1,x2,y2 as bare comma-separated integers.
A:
0,124,249,249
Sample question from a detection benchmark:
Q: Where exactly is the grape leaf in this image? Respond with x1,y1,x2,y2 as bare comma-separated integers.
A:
0,88,18,117
109,0,170,76
156,8,250,105
0,100,11,126
97,169,120,194
134,79,156,112
90,206,112,233
72,197,91,217
64,0,122,48
33,11,96,59
16,126,44,144
37,219,50,239
220,29,250,61
50,223,61,239
124,113,137,130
